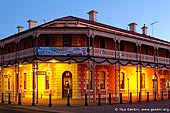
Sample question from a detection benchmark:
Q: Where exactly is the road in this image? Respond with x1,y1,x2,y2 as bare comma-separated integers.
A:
0,104,56,113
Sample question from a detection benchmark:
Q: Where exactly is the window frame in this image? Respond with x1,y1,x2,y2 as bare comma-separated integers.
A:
99,71,106,89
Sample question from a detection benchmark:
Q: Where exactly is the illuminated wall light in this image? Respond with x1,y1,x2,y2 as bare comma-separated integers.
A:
51,59,57,63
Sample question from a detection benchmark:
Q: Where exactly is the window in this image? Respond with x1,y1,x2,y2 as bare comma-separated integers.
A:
24,73,27,89
99,71,106,89
120,72,125,89
45,35,50,46
86,71,93,89
45,75,49,90
166,80,170,88
23,41,27,49
63,35,72,47
140,73,145,89
7,46,11,53
32,38,35,47
100,37,105,48
120,41,124,51
90,37,93,47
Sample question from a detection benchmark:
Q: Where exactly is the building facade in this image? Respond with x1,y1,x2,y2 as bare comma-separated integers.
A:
0,10,170,104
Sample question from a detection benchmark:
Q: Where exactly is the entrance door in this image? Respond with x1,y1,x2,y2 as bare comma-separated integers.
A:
62,71,72,98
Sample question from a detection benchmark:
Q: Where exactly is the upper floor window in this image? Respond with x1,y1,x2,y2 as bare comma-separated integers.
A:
23,41,27,49
99,71,106,89
120,41,124,51
100,37,105,48
90,37,93,47
45,35,50,46
63,35,72,47
120,72,125,89
7,46,11,53
32,38,35,47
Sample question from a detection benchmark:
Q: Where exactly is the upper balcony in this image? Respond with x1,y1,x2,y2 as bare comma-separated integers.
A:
1,47,170,65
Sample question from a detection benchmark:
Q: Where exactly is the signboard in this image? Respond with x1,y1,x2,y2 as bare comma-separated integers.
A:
38,47,87,56
36,71,46,75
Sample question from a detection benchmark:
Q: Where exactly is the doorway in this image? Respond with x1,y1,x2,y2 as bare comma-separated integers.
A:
62,71,72,98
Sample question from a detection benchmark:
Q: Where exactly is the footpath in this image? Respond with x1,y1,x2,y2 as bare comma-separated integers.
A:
9,99,170,113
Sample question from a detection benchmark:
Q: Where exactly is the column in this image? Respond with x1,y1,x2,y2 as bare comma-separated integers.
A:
14,64,19,102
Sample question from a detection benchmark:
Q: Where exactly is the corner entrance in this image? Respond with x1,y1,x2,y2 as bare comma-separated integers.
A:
62,71,72,98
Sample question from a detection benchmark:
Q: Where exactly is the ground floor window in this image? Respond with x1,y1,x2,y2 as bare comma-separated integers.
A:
99,71,106,89
86,71,93,89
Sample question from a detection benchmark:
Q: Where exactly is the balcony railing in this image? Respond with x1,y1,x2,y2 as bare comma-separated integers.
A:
18,48,34,59
158,57,169,64
141,54,154,62
1,47,170,65
3,53,16,62
93,48,115,58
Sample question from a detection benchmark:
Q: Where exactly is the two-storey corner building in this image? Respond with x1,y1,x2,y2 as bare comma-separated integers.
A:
1,10,170,104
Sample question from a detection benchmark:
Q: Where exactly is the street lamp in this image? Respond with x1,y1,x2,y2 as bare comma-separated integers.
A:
151,21,158,36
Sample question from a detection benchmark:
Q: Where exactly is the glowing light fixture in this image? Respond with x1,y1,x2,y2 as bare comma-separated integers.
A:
51,59,57,63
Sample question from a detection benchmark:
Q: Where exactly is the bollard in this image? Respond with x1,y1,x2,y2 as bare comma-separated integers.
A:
18,93,21,105
120,93,123,104
154,91,157,101
8,93,11,104
138,92,141,102
32,91,35,106
84,93,88,106
48,93,52,107
98,93,101,106
109,93,111,105
168,91,170,99
129,92,132,103
1,93,4,103
161,91,163,100
147,92,149,102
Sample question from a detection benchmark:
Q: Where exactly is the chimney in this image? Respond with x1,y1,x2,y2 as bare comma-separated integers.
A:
141,24,148,35
87,10,98,22
27,19,37,29
128,22,137,32
17,25,23,33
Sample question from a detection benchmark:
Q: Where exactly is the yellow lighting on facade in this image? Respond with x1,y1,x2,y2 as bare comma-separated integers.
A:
50,59,57,63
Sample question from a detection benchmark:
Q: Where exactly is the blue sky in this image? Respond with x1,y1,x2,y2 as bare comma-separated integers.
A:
0,0,170,41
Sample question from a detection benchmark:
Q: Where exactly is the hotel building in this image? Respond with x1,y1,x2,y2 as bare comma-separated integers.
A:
0,10,170,104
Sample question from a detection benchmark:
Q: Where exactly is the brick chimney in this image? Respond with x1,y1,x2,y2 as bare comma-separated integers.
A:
87,10,98,22
27,19,37,29
17,25,23,33
141,24,148,35
128,22,137,32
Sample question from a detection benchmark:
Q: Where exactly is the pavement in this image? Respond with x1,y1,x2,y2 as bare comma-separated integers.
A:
4,99,170,113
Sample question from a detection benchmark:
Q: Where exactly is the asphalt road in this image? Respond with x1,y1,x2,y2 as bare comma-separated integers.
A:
0,105,56,113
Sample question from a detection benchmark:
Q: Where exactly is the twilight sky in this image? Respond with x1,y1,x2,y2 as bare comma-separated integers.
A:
0,0,170,41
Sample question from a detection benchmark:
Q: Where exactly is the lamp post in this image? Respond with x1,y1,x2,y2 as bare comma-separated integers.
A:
151,21,158,36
